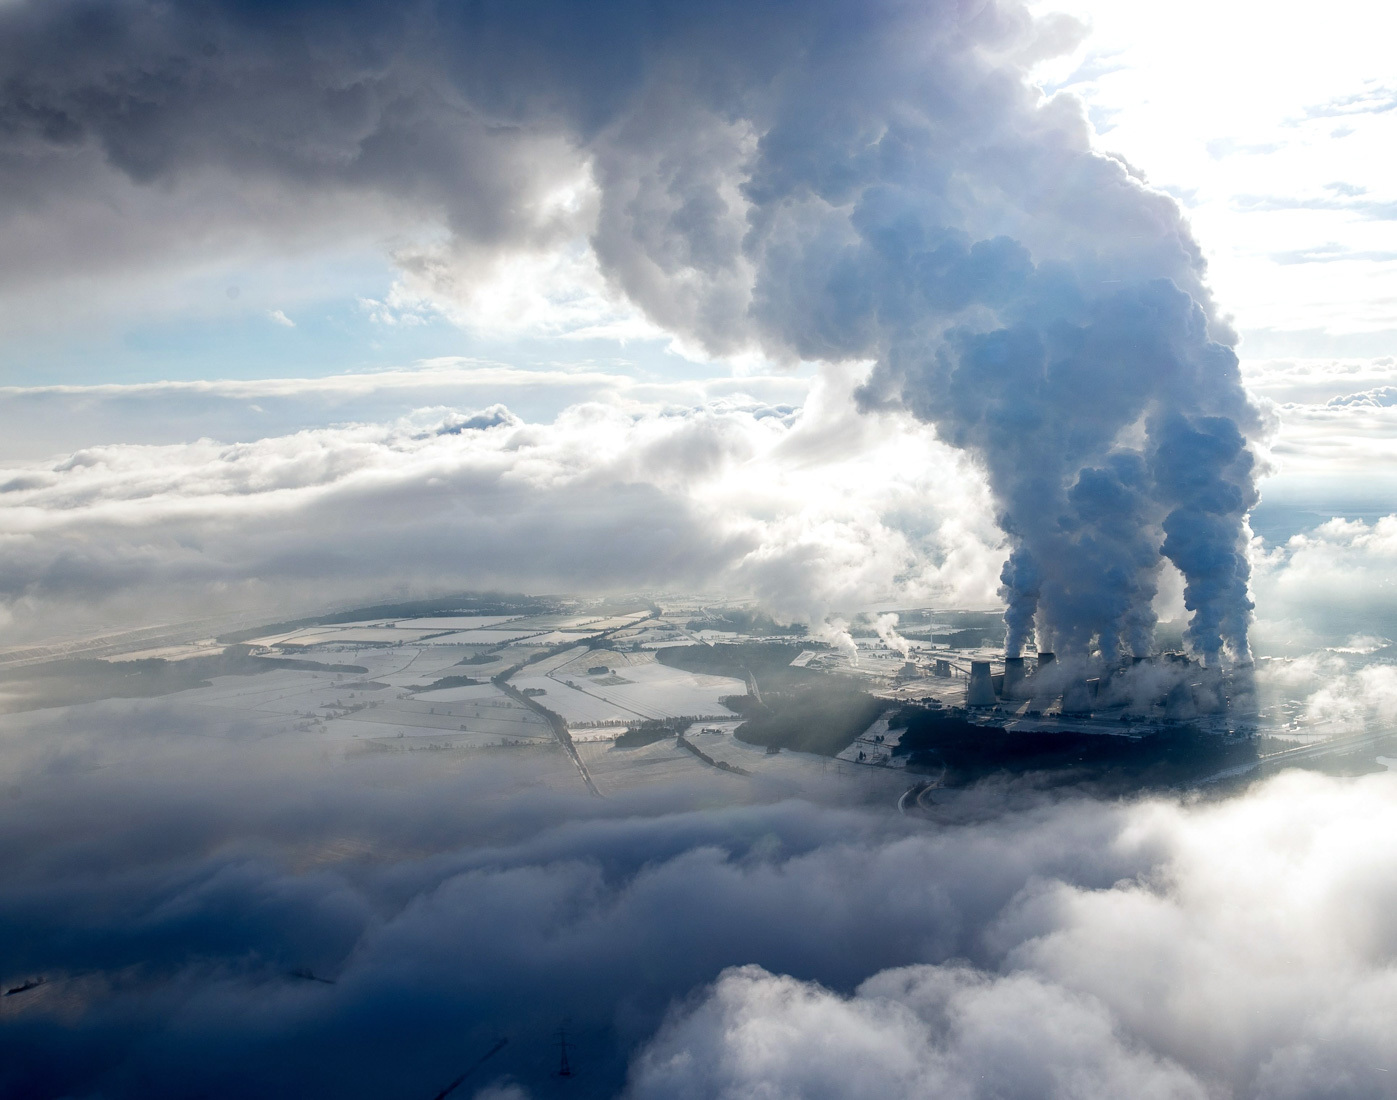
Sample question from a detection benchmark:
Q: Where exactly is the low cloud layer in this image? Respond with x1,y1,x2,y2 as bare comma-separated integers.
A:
0,366,1390,649
3,695,1396,1099
632,965,1208,1099
633,767,1397,1099
0,369,1003,642
0,364,810,462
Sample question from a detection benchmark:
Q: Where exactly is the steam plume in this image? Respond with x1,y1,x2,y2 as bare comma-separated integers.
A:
0,0,1263,660
875,612,912,658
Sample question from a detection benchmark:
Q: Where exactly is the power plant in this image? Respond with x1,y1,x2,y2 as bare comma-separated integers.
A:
902,645,1255,738
1002,656,1026,698
965,661,997,707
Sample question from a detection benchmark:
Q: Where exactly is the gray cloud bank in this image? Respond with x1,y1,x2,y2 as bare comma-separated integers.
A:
0,0,1263,665
0,370,1381,653
0,364,816,462
0,373,1005,643
2,700,1396,1098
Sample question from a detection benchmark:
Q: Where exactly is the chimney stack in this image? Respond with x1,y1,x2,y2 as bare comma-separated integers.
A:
1003,655,1027,698
1062,678,1093,714
966,660,996,707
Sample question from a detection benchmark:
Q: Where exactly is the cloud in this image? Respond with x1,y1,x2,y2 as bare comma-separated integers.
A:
1270,246,1397,267
1232,192,1397,221
1300,84,1397,120
267,308,295,327
1240,356,1397,407
0,0,1272,664
629,768,1397,1100
0,363,814,461
1327,387,1397,408
4,694,1397,1099
1252,516,1397,646
629,964,1209,1100
0,369,1004,642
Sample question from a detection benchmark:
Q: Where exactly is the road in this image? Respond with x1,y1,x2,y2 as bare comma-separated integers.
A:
496,677,602,797
1258,726,1397,769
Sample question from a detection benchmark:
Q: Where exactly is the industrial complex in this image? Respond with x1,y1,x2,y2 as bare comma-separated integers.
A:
0,593,1376,804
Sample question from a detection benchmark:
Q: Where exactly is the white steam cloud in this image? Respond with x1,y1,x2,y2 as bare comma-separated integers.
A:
6,694,1392,1099
0,0,1264,660
875,612,912,658
627,770,1397,1100
0,373,1004,641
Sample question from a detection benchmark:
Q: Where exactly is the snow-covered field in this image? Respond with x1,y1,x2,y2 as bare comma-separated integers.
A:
425,627,550,643
526,653,746,722
413,683,505,702
393,616,523,629
511,675,637,724
570,661,743,721
331,688,552,743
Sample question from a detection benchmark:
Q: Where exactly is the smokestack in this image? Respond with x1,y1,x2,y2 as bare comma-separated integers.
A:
1227,662,1259,719
1062,678,1093,714
1003,656,1027,698
1036,652,1056,673
1193,667,1227,715
966,661,996,707
1164,680,1193,719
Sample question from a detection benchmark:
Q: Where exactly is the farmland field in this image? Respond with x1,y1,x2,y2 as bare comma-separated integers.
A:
392,616,523,629
537,652,745,721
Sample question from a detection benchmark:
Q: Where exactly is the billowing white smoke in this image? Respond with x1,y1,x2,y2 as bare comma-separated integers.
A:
818,619,862,665
585,0,1266,666
0,0,1263,662
875,611,912,658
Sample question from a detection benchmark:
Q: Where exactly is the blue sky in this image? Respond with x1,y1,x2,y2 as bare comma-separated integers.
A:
7,8,1397,1098
0,0,1392,657
2,0,1392,393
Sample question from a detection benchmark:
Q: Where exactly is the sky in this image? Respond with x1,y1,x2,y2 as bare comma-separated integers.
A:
0,0,1390,657
0,0,1391,653
5,4,1397,1099
2,0,1393,383
1029,0,1397,355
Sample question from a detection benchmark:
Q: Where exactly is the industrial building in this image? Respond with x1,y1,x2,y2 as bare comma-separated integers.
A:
884,646,1255,739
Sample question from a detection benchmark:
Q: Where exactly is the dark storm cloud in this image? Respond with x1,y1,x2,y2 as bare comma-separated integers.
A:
4,700,1397,1098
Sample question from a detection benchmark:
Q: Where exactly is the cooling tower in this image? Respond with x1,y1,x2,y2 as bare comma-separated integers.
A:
966,660,996,707
1061,678,1093,714
1036,651,1056,672
1003,655,1027,698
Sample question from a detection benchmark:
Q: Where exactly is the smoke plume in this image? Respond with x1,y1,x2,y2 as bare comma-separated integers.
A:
875,612,912,658
0,0,1263,660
